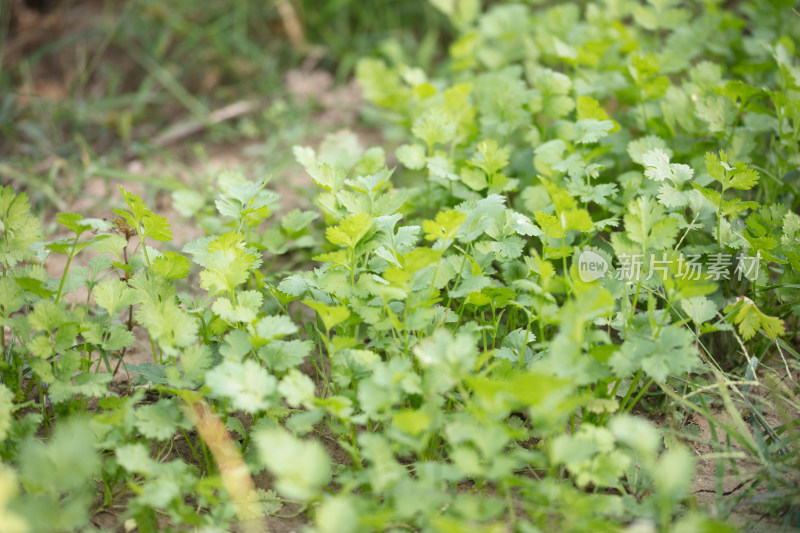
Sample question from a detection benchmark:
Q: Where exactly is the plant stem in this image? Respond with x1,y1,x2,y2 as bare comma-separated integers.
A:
55,235,80,305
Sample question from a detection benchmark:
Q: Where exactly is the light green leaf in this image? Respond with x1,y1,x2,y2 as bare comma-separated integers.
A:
0,186,43,267
255,428,330,500
116,443,156,475
135,298,197,352
727,300,785,340
281,209,318,234
624,196,679,250
303,300,350,331
423,209,467,242
278,369,316,408
134,398,187,441
152,251,191,279
395,143,427,170
326,213,373,248
94,278,138,316
254,314,298,341
681,296,718,325
206,359,277,412
212,290,263,324
0,384,14,441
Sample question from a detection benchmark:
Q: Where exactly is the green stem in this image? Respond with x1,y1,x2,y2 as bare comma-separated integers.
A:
624,377,656,413
619,369,644,412
54,235,80,305
627,279,643,333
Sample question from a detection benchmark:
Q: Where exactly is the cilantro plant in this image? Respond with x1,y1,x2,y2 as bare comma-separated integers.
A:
1,0,799,531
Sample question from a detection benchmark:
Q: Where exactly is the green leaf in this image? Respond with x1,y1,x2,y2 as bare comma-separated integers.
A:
315,496,359,533
94,278,138,316
179,344,213,384
152,251,191,279
624,196,679,251
414,330,478,389
727,162,760,191
574,119,614,144
278,368,316,408
706,151,759,191
259,339,313,372
281,209,318,234
255,428,330,500
628,136,671,165
91,233,127,261
391,409,433,437
48,372,112,404
56,212,92,236
423,209,467,242
326,212,374,248
412,107,457,150
653,446,695,500
127,362,169,384
642,148,693,184
303,300,350,331
19,417,100,494
726,299,785,340
212,291,263,324
609,326,697,381
135,298,197,353
0,186,43,267
196,232,261,295
331,348,379,387
395,143,427,170
470,139,510,176
171,189,205,218
253,314,298,341
82,322,135,351
116,443,157,475
141,211,172,241
134,398,188,440
115,185,172,242
206,359,277,412
0,384,15,441
489,235,525,259
681,296,718,325
695,93,737,133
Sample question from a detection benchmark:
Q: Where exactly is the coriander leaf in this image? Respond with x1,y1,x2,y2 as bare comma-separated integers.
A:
423,209,467,242
206,359,278,412
303,300,350,331
574,119,614,144
278,369,316,408
134,398,188,441
681,296,718,325
395,144,427,170
255,428,330,500
254,314,298,341
152,251,191,279
0,186,43,267
624,196,679,251
135,298,198,353
281,209,319,234
628,136,671,165
609,326,697,381
94,278,138,316
726,299,785,340
326,213,373,248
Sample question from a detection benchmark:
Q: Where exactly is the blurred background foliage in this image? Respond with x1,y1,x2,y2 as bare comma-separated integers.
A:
0,0,452,209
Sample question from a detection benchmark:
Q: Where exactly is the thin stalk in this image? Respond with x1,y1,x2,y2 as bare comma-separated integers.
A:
54,235,80,305
623,377,655,413
619,369,644,412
